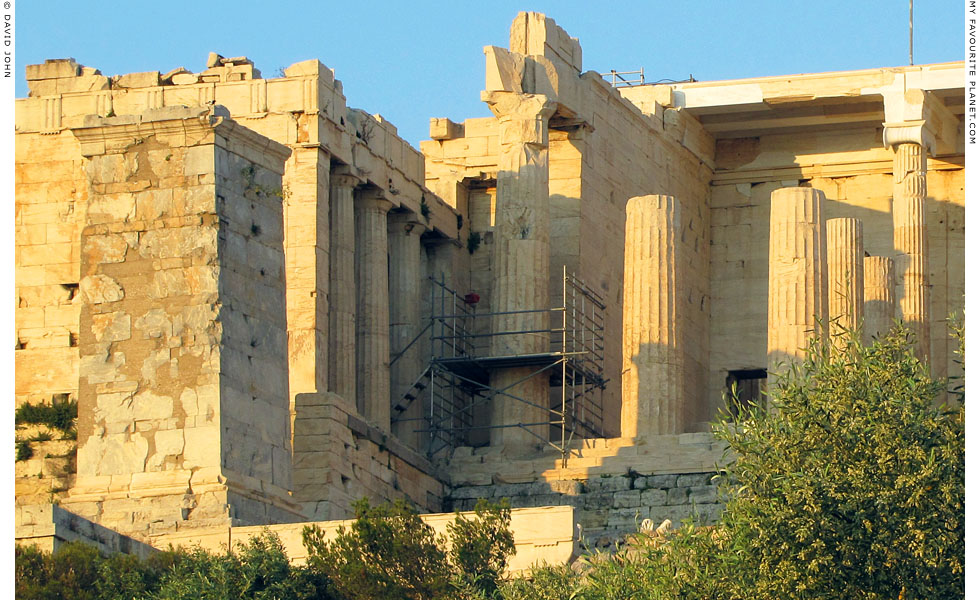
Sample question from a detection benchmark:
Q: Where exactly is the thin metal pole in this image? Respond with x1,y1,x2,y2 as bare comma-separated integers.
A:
909,0,913,66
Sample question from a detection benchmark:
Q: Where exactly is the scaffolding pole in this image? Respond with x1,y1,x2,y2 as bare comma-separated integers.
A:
390,268,606,462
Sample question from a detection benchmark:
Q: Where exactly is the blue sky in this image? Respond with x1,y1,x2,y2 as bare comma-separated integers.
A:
16,1,964,148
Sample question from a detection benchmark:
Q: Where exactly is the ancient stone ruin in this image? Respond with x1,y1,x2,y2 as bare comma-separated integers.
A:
15,12,965,564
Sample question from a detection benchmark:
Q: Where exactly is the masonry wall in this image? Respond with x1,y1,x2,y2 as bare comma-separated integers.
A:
15,129,88,409
16,58,461,525
292,391,446,520
707,128,965,415
443,435,725,545
65,109,299,537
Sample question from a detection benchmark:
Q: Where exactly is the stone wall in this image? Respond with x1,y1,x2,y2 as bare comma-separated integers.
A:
14,129,87,409
16,503,156,558
441,434,726,545
292,392,446,520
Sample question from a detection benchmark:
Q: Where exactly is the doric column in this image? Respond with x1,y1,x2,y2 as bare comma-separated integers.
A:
891,142,930,362
767,187,828,376
388,211,425,450
826,217,864,344
863,256,896,344
327,168,359,402
284,147,331,400
483,91,556,447
354,189,392,430
621,195,683,437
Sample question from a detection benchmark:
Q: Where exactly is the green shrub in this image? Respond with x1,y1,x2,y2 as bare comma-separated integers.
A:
448,498,516,597
303,498,452,600
16,399,78,432
710,326,964,598
16,440,33,462
302,497,515,600
15,541,100,600
498,325,964,600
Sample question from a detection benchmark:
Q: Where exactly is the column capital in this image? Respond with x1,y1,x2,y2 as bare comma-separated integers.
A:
330,165,363,189
355,188,393,213
881,88,959,155
388,210,425,236
481,91,556,146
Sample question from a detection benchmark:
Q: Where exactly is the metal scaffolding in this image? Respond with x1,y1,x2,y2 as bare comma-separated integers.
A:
391,267,607,461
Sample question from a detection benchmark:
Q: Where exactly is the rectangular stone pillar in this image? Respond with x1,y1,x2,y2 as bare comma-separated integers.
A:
863,256,896,345
482,91,556,447
68,107,302,536
621,195,683,437
826,217,864,344
389,211,425,450
892,142,930,362
354,189,392,431
767,187,828,376
283,146,331,399
327,168,359,402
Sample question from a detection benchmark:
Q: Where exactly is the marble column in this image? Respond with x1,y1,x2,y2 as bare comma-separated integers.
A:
327,168,358,403
388,211,425,450
826,217,864,345
892,142,930,362
355,189,392,431
863,256,896,344
621,195,683,438
483,91,556,447
767,187,828,376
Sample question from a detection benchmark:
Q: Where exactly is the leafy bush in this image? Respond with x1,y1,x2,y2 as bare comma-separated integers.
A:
710,326,964,598
15,399,78,432
448,498,516,597
303,498,452,600
302,497,516,600
15,499,516,600
498,325,964,600
16,541,100,600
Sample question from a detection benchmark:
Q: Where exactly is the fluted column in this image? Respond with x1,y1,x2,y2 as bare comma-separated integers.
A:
483,91,556,447
355,190,392,430
621,195,683,438
388,211,425,450
767,187,828,376
826,218,864,344
327,169,359,402
892,142,930,362
863,256,896,344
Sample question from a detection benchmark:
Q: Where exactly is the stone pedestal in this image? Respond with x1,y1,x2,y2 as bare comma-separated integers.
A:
826,217,864,344
483,91,556,447
327,169,359,402
388,212,425,450
767,187,828,376
864,256,896,344
621,195,683,437
892,142,930,362
354,190,392,431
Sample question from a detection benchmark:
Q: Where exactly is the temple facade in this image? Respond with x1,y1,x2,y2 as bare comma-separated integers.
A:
14,12,965,558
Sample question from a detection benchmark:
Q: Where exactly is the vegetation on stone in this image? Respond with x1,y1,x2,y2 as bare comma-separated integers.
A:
15,499,515,600
15,398,78,432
